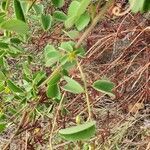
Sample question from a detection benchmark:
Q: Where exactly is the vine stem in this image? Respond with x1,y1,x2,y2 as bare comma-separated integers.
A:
77,60,92,120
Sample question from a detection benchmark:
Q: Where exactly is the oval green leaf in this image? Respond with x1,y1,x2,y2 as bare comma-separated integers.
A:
0,123,6,133
53,11,67,22
41,14,52,31
14,0,25,22
46,84,60,98
75,12,90,31
47,71,62,86
7,79,24,93
0,19,29,34
51,0,64,8
59,121,96,141
92,79,115,98
63,76,84,94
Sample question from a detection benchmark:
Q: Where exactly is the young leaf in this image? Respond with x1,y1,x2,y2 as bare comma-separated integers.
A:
0,123,6,133
63,76,84,94
63,30,79,40
41,14,52,31
75,12,90,31
60,41,74,52
51,0,64,8
65,1,80,28
0,19,29,34
59,121,96,141
65,16,77,29
76,0,91,17
67,1,80,18
92,79,115,98
14,0,25,22
0,71,5,81
46,84,60,98
33,4,44,15
7,79,24,93
53,11,67,22
47,71,62,86
44,44,60,67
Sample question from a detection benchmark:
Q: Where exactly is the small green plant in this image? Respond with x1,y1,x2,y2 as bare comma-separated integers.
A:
0,0,149,149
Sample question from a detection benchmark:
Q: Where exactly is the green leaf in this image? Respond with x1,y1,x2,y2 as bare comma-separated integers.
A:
0,71,5,81
65,0,91,29
0,123,6,133
63,76,84,94
62,60,77,70
53,11,67,22
22,62,32,77
41,14,52,31
60,41,74,52
75,12,90,31
65,16,77,29
92,79,115,98
7,79,24,93
143,0,150,12
65,1,80,28
59,121,96,141
0,41,9,49
76,0,91,17
1,0,6,11
63,30,79,40
47,71,62,86
21,1,30,14
10,37,22,44
46,84,60,98
68,1,80,18
14,0,25,22
0,81,5,92
33,3,44,15
129,0,150,13
0,19,29,34
33,71,46,86
51,0,64,8
0,12,6,23
44,44,60,67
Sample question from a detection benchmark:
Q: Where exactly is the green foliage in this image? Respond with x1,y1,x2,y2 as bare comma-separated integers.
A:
33,3,44,15
51,0,64,8
0,123,6,133
93,79,115,98
7,80,24,93
129,0,150,13
44,44,61,67
14,0,25,22
46,84,60,99
53,11,67,22
59,121,96,141
0,19,29,34
75,12,90,31
65,0,91,30
41,14,52,31
0,0,123,146
63,76,84,94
